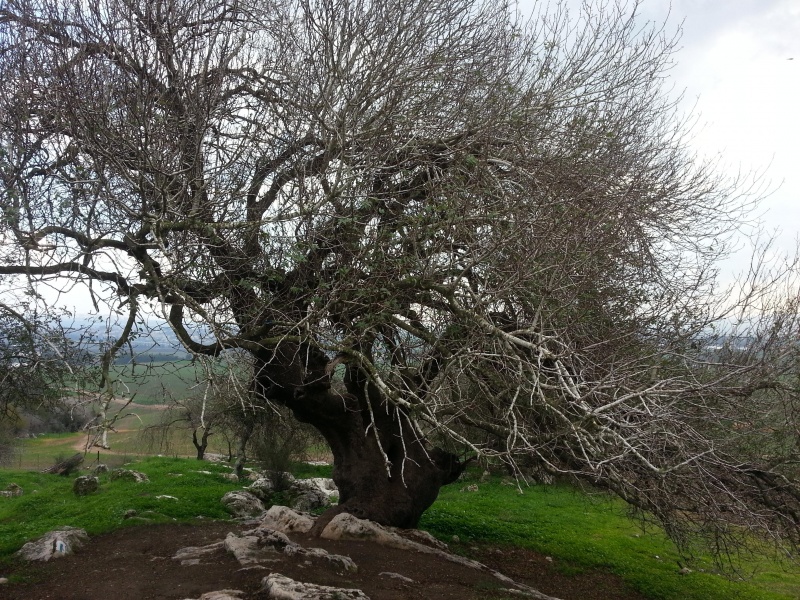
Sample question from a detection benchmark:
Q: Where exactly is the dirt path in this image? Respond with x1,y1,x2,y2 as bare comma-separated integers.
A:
2,521,647,600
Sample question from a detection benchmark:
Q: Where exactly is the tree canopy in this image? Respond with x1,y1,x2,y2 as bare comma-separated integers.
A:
1,0,799,555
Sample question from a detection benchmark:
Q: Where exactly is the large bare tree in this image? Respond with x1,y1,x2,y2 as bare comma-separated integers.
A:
2,0,800,554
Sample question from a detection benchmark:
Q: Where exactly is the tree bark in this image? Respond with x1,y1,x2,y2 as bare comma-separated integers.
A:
253,348,465,532
192,428,210,461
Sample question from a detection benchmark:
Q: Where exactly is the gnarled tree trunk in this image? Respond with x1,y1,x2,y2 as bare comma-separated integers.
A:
253,347,465,532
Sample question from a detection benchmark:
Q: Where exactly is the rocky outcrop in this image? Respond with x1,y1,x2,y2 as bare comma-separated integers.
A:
260,573,369,599
223,528,357,573
246,476,336,512
320,513,560,600
16,527,89,561
221,491,265,518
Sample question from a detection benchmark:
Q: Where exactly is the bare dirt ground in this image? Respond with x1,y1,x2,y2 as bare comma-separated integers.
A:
2,520,647,600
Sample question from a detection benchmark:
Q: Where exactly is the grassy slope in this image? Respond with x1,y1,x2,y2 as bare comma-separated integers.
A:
0,457,241,559
420,474,799,600
2,459,797,599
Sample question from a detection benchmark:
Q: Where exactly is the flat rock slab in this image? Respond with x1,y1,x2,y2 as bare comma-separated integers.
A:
261,573,369,599
182,590,245,600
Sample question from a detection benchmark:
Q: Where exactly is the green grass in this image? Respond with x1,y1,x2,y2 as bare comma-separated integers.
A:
0,457,241,560
420,473,800,600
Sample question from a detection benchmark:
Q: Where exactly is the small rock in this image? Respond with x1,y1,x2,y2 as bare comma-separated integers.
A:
203,453,227,463
73,476,99,496
123,509,138,519
109,469,149,483
460,484,479,492
156,495,179,501
480,470,491,482
0,577,8,584
259,505,315,534
545,556,553,563
451,535,460,543
0,483,23,498
678,567,693,575
173,541,225,566
378,572,416,583
221,491,265,518
92,464,109,475
184,590,245,600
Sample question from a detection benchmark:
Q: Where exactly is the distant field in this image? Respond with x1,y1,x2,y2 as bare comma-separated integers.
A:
107,360,200,405
10,400,234,471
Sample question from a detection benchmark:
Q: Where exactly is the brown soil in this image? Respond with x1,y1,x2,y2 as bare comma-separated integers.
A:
1,521,647,600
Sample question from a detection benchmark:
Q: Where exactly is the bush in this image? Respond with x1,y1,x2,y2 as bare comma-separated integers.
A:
249,409,324,492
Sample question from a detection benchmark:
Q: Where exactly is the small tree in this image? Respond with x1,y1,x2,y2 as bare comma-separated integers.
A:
0,302,91,458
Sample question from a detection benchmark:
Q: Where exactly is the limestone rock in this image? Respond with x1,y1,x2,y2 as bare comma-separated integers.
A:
0,483,22,498
260,573,370,599
289,479,330,512
246,477,275,501
259,505,315,534
283,544,358,573
173,541,225,566
305,478,338,499
223,528,357,572
183,590,244,600
320,514,409,549
224,532,276,566
379,572,416,583
221,490,265,518
110,469,149,483
321,514,560,600
203,453,227,463
16,527,89,561
399,528,449,551
0,577,8,584
73,475,99,496
92,464,109,475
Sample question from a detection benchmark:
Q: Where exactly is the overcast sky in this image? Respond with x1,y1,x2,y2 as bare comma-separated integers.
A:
558,0,800,275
